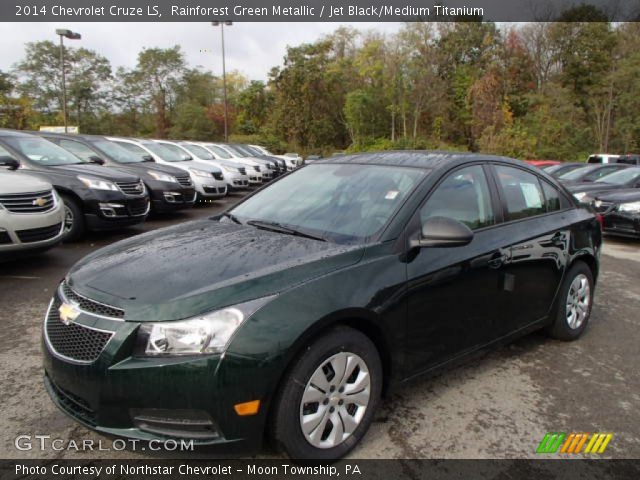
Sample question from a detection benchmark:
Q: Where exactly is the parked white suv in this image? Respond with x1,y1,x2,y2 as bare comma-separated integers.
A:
107,138,227,201
0,171,65,257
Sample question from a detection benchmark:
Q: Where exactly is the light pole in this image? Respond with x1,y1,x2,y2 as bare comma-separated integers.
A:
212,21,232,142
55,29,81,133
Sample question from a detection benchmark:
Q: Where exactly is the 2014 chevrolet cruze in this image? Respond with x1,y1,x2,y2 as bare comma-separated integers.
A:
42,152,601,459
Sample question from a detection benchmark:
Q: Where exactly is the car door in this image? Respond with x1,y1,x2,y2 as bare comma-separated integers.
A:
488,164,568,336
404,164,510,374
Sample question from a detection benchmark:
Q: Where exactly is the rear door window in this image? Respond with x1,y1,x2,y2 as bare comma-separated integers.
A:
495,165,546,221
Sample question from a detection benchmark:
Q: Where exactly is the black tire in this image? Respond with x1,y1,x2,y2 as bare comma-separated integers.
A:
545,261,594,341
271,326,382,460
60,194,85,242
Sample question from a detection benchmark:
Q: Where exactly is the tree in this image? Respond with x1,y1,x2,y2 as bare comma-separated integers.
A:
133,46,186,138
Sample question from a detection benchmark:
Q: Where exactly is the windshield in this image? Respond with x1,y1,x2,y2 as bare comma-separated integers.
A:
182,144,214,160
4,137,83,166
230,164,426,244
205,145,232,159
143,142,187,162
93,140,144,163
595,168,640,185
559,165,593,180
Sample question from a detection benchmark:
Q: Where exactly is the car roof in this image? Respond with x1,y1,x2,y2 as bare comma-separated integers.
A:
317,150,518,170
0,129,36,138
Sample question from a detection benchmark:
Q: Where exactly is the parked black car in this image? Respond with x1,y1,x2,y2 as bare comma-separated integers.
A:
591,189,640,238
43,151,601,460
34,132,196,213
0,130,149,240
565,167,640,203
558,163,630,184
543,162,587,178
616,154,640,166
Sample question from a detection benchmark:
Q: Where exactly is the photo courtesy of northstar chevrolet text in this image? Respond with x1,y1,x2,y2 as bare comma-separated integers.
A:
1,0,639,478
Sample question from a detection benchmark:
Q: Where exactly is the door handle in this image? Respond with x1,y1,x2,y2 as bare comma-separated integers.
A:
550,231,566,247
488,252,508,269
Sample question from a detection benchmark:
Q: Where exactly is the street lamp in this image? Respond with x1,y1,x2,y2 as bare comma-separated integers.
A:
212,21,232,142
55,28,81,133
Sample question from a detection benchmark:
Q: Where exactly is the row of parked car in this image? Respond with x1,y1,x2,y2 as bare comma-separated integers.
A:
528,159,640,239
0,129,300,257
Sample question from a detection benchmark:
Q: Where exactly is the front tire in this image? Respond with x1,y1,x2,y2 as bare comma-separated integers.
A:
545,261,594,341
271,327,382,460
60,194,85,242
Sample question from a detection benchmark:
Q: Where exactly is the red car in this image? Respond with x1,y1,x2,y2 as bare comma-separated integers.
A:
526,160,562,168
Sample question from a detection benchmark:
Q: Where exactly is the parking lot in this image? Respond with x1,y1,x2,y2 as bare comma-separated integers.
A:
1,191,639,460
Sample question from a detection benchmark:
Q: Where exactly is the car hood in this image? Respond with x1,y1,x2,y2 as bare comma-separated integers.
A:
108,162,187,179
0,171,51,193
594,189,640,203
51,164,139,182
67,220,364,321
565,182,619,194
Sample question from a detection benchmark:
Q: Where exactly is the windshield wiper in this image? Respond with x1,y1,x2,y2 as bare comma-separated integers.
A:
221,212,242,224
247,220,327,242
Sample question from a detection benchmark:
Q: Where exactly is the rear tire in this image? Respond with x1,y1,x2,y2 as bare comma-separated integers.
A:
60,194,85,242
545,261,594,341
271,327,382,460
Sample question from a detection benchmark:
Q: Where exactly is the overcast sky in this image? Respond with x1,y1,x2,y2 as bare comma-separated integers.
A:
0,22,403,81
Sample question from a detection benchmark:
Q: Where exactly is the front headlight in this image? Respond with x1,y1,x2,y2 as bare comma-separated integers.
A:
619,201,640,214
573,192,587,201
189,168,212,178
137,295,276,356
148,171,177,183
77,175,118,191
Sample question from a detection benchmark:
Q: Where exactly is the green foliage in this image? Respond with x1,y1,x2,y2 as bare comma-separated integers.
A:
5,19,640,160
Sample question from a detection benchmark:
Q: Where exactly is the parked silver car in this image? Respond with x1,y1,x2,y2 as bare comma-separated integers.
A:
0,171,65,257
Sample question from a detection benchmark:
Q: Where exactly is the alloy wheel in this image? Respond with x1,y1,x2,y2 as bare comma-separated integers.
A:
299,352,371,449
63,205,74,234
566,273,590,329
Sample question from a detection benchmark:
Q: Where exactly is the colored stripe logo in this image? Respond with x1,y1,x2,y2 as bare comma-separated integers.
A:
537,433,612,454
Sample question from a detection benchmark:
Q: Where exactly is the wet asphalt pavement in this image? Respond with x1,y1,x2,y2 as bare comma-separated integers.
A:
0,193,639,459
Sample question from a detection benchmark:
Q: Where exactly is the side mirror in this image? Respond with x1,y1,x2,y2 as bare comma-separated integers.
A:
88,156,105,165
410,216,474,249
142,155,155,162
0,155,19,170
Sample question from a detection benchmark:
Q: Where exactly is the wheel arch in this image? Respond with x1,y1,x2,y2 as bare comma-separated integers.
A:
571,253,599,285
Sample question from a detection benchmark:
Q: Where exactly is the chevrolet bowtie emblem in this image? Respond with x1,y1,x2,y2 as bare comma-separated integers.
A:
32,197,47,207
59,303,80,325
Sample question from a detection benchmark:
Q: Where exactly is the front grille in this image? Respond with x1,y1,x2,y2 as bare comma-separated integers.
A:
176,175,193,187
45,375,96,425
213,172,223,181
238,167,246,175
253,166,260,172
0,231,11,244
61,281,124,319
16,223,61,243
128,198,149,216
45,299,114,363
116,180,145,196
0,190,55,213
203,186,223,194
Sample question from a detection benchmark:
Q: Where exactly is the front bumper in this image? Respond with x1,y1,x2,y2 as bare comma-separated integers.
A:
223,171,250,191
191,176,227,199
602,211,640,238
149,187,196,213
83,191,150,231
41,286,272,452
0,204,65,253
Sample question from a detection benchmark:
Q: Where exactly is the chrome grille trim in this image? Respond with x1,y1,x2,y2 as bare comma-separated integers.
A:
115,180,146,196
43,299,115,365
60,281,125,320
0,190,56,213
